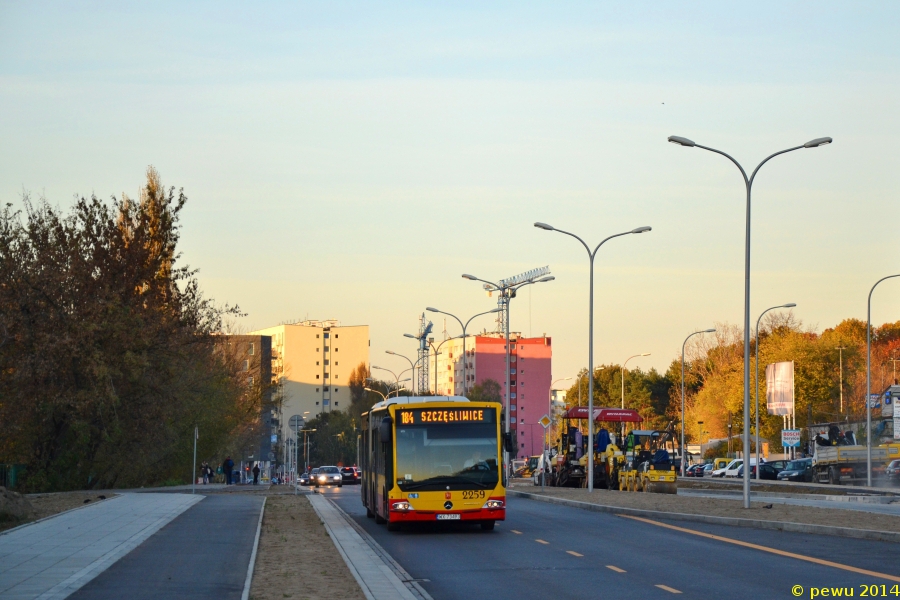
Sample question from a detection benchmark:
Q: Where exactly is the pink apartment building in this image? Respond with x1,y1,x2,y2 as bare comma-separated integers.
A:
434,333,552,460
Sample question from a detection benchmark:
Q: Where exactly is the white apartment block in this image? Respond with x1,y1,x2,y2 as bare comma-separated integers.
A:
251,319,370,432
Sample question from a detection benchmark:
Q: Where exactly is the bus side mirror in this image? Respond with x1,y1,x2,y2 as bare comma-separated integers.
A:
379,417,392,443
503,432,515,453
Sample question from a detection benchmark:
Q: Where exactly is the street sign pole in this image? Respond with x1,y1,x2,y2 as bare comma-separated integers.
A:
539,414,552,492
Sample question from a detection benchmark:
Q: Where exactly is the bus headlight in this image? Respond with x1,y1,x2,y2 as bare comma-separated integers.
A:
483,499,504,510
391,501,413,512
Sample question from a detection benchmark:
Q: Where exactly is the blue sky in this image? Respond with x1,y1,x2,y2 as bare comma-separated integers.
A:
2,2,898,379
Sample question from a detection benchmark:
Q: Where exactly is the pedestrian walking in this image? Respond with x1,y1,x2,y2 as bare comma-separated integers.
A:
252,462,260,485
201,462,210,484
223,456,235,485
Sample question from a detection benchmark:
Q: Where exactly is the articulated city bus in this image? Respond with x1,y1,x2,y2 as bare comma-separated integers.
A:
360,396,506,531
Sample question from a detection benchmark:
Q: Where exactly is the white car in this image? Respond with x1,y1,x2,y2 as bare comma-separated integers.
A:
713,459,742,477
723,459,762,478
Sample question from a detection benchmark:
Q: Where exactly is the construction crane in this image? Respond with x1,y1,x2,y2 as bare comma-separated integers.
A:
413,314,433,394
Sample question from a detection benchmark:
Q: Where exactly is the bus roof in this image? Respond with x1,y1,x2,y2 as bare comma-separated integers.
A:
369,395,471,411
563,407,642,422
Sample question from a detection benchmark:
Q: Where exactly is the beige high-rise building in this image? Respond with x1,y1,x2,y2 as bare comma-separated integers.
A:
250,319,369,434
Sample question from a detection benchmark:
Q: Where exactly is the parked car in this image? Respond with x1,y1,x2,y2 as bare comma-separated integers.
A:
315,466,343,487
776,458,814,482
764,460,790,471
341,467,361,484
701,463,715,477
886,459,900,481
298,471,311,486
713,459,741,477
737,463,780,480
686,464,705,477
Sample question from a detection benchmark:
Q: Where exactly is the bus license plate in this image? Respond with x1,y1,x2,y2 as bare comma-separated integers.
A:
436,514,461,520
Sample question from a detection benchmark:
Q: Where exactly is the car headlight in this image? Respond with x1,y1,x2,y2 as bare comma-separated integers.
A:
483,499,505,510
391,501,413,512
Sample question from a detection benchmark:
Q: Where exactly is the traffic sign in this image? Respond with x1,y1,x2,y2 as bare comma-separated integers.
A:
539,415,551,429
289,415,305,432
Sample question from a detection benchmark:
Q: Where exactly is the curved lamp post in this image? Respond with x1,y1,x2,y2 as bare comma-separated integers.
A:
681,329,716,476
621,353,650,409
425,307,502,396
668,134,831,508
534,222,652,492
867,274,900,486
755,303,796,478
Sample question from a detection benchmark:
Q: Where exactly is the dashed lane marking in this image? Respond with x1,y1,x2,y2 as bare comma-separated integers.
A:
606,565,626,573
655,584,682,594
535,539,549,545
510,530,522,534
566,551,583,557
619,514,900,584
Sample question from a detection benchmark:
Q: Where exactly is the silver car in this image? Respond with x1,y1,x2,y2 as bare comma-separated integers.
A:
315,465,343,488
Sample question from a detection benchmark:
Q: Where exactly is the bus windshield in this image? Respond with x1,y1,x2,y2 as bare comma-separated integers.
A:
395,422,499,491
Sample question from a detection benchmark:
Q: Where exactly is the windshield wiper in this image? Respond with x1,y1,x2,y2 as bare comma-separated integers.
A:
402,476,491,490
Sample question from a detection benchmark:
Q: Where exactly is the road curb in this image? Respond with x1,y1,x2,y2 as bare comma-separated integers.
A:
508,490,900,543
241,496,266,600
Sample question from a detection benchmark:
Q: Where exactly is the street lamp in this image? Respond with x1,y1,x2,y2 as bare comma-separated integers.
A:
668,133,832,508
755,303,796,479
867,274,900,486
534,222,652,491
621,353,650,409
681,329,716,475
385,350,417,394
545,377,572,490
425,307,502,396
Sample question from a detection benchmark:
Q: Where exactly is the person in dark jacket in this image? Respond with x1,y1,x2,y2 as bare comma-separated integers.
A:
223,457,235,485
252,463,260,485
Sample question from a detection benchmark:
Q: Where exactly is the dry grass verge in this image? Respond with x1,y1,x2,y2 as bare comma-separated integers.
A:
517,487,900,533
1,491,116,533
249,493,365,600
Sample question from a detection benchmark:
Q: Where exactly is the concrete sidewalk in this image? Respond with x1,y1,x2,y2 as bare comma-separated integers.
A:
309,495,420,600
0,493,201,600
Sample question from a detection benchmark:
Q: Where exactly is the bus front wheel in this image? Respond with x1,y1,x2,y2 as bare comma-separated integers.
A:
480,520,495,531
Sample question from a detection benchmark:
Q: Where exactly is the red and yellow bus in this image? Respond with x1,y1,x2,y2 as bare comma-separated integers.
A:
360,396,506,531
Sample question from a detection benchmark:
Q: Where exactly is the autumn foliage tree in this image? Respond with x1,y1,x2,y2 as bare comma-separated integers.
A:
0,168,252,491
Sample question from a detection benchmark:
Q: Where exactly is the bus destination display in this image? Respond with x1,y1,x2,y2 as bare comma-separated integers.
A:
398,408,494,425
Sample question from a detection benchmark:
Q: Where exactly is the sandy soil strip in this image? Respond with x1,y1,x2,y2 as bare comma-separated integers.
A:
1,491,117,533
249,493,365,600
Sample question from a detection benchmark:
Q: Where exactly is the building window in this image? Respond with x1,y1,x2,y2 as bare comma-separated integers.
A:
316,348,320,352
510,381,516,386
335,348,338,352
249,343,255,356
520,443,525,448
520,418,525,423
324,373,329,379
520,431,525,436
520,369,524,374
510,405,516,411
316,334,320,338
324,360,329,365
316,361,319,366
316,374,320,379
316,401,319,405
242,360,249,372
335,402,338,406
316,388,319,392
511,393,516,399
335,361,338,366
335,334,339,339
324,346,329,351
324,333,329,338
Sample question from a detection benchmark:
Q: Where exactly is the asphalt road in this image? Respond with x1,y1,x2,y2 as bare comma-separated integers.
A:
69,494,264,600
325,485,900,600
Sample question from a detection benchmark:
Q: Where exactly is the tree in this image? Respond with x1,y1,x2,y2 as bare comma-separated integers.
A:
0,168,247,491
467,379,502,403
